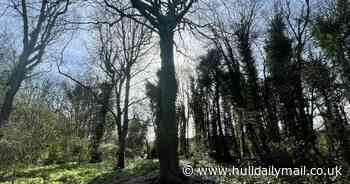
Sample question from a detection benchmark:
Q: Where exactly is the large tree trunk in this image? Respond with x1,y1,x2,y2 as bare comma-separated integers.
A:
0,58,27,129
158,26,182,183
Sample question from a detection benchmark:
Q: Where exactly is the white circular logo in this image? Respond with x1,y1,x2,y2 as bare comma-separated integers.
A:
182,165,194,176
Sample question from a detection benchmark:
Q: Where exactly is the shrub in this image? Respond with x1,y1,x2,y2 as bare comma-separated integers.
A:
100,143,118,161
71,138,90,163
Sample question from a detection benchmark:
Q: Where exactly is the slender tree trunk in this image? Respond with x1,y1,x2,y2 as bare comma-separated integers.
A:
224,107,240,159
237,110,248,158
117,134,126,168
214,81,232,162
179,104,187,156
158,26,182,183
90,112,106,163
264,83,280,143
117,73,131,169
90,84,112,163
210,99,219,156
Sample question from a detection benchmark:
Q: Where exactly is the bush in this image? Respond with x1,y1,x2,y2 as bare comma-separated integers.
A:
0,139,19,171
100,143,118,161
71,138,90,163
126,159,159,176
44,137,90,165
0,126,33,172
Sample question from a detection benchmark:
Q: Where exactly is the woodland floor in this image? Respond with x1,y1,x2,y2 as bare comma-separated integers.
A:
0,160,163,184
0,160,349,184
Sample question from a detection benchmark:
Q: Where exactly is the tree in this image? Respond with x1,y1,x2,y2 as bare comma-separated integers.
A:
202,0,267,159
312,0,350,164
63,83,95,138
177,102,189,157
0,32,15,111
194,49,234,162
234,9,270,156
264,12,292,143
104,0,196,182
58,8,151,165
313,0,350,101
93,12,151,167
89,82,113,163
126,117,148,158
145,72,161,159
0,0,71,128
284,0,319,165
58,57,116,163
303,56,350,165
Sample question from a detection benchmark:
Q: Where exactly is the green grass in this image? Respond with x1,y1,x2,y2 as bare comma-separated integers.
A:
88,159,159,184
0,162,113,184
0,160,159,184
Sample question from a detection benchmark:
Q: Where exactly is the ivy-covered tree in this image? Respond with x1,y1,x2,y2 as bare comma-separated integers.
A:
264,12,293,141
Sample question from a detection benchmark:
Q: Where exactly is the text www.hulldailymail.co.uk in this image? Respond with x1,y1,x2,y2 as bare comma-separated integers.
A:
182,165,342,177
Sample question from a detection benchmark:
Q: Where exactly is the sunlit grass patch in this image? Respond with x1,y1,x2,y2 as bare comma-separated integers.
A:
0,159,161,184
88,159,159,184
0,161,114,184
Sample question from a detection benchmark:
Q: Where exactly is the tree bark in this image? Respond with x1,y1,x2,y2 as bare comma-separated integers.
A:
90,84,112,163
117,73,131,169
237,110,248,158
90,110,106,163
158,25,182,183
0,57,27,128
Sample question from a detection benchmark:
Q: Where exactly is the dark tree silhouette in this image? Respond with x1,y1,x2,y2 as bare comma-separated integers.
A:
103,0,196,183
0,0,71,128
